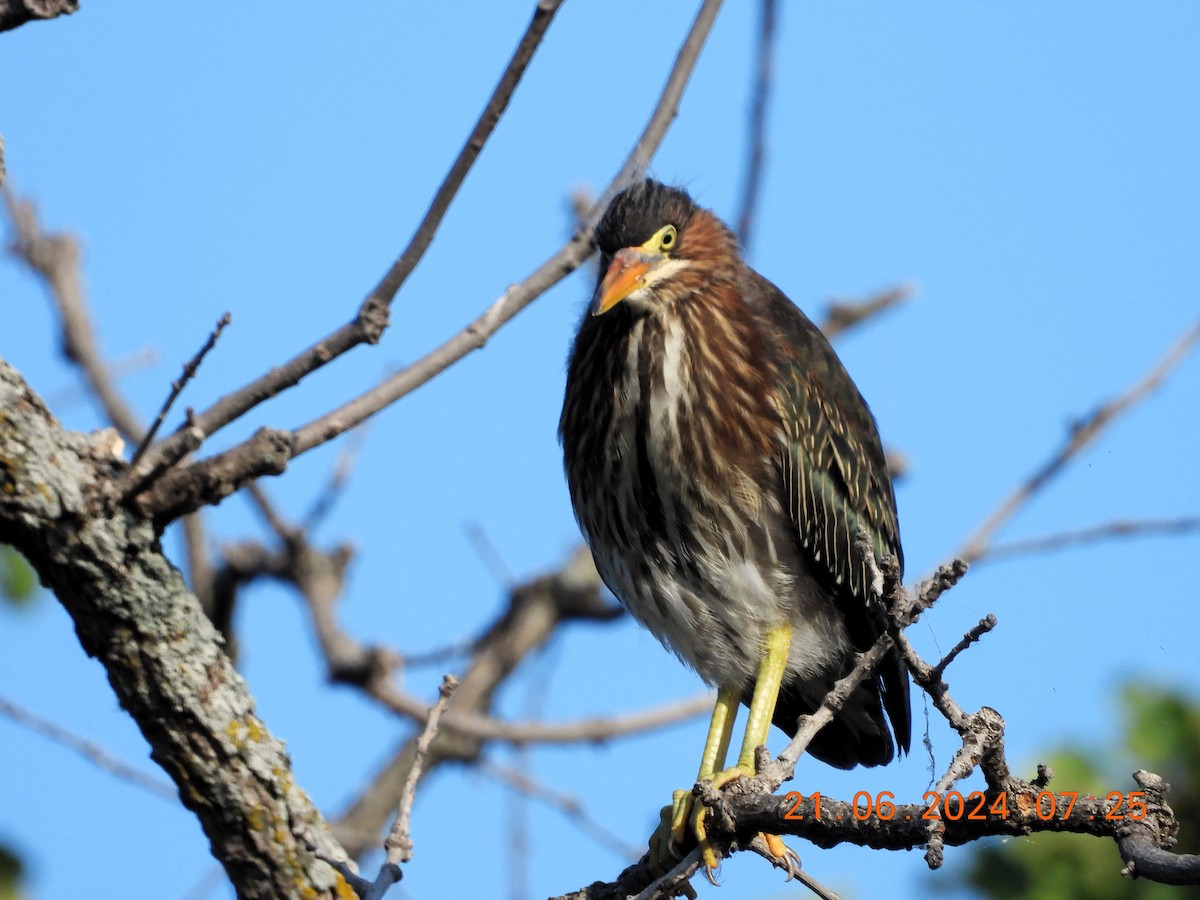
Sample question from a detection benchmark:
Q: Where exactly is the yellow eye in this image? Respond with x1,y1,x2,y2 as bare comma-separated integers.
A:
659,225,678,252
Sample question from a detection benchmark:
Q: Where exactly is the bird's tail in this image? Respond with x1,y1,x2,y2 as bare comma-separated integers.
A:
769,663,908,769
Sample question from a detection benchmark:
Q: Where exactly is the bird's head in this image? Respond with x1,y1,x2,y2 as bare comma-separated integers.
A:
591,180,738,316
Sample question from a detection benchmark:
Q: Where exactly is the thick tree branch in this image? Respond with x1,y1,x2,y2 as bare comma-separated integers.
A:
0,0,77,33
0,359,348,899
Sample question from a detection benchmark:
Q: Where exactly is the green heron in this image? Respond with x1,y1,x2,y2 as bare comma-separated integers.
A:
560,180,910,868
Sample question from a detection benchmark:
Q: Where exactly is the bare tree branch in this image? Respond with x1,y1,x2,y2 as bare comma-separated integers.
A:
288,0,726,457
121,0,567,495
377,686,717,748
0,362,349,898
385,675,459,867
481,758,644,861
128,311,231,468
957,319,1200,565
332,547,708,857
554,553,1198,899
367,0,565,311
820,283,913,341
5,188,143,442
980,517,1200,563
0,0,77,33
122,0,727,527
0,693,176,801
735,0,778,251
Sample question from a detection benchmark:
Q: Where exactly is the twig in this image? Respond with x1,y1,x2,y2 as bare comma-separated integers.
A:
793,865,841,900
764,552,928,785
735,0,778,251
747,837,842,900
326,679,460,900
481,758,643,861
371,684,714,746
366,0,565,309
129,312,231,468
767,637,896,781
921,725,991,867
956,320,1200,565
0,693,176,801
384,675,459,866
980,517,1200,563
465,521,516,588
295,826,370,898
630,847,703,900
246,481,297,542
43,347,160,409
607,0,726,194
931,614,997,680
403,638,478,669
301,424,370,532
820,284,913,341
4,188,143,442
122,1,565,494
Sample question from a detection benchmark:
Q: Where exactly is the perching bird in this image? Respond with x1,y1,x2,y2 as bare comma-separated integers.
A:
560,180,910,865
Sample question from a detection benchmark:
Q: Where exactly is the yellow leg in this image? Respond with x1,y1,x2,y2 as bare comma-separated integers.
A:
649,623,797,874
693,622,793,868
666,684,740,846
733,622,792,772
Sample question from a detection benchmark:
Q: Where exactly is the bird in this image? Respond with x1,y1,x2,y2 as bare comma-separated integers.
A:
559,180,910,869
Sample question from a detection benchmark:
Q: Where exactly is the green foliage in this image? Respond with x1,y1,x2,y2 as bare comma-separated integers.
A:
0,843,23,900
0,547,37,607
938,681,1200,899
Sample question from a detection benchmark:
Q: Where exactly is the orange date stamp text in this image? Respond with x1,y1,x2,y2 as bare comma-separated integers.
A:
781,790,1149,822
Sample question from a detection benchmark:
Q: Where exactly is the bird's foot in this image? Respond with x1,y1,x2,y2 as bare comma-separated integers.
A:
647,789,693,874
648,766,798,876
688,764,798,875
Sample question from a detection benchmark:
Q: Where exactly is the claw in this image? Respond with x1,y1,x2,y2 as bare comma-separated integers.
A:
759,833,801,880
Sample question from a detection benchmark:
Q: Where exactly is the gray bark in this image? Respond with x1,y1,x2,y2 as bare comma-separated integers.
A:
0,357,346,899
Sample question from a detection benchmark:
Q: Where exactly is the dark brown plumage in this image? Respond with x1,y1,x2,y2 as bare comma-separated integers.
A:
560,180,909,770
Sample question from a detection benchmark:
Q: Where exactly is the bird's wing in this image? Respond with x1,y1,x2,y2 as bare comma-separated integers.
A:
748,275,902,627
745,273,912,758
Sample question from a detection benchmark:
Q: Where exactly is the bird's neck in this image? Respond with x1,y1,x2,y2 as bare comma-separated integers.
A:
623,297,776,475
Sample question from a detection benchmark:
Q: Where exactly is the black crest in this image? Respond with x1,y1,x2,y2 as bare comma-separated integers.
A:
596,180,697,255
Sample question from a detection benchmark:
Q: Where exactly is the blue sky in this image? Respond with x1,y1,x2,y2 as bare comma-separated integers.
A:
1,4,1198,899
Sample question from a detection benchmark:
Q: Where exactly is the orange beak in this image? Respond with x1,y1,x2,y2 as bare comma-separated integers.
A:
593,249,655,316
